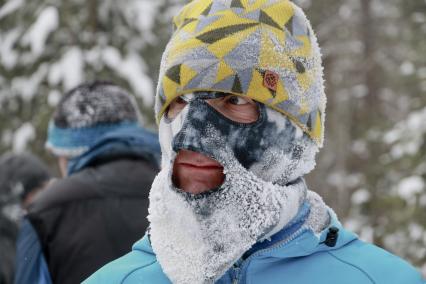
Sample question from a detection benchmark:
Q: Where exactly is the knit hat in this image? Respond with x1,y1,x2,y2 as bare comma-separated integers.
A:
155,0,326,146
0,152,52,203
46,81,142,158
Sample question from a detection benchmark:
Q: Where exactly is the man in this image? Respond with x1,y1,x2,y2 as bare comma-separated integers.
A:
0,152,53,207
85,1,425,283
0,152,52,284
15,82,160,284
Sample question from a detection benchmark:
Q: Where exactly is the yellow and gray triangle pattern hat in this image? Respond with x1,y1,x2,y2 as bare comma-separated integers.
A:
155,0,326,147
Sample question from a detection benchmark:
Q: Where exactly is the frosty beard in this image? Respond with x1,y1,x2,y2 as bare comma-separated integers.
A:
148,96,318,283
149,155,307,283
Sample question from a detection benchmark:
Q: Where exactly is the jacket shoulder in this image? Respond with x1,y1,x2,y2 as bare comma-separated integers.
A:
28,158,156,214
329,239,424,284
27,172,95,214
83,237,171,284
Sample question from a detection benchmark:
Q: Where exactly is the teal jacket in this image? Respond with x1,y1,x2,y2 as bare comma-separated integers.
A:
84,215,424,284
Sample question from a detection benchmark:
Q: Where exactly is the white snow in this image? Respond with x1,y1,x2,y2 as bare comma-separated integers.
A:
383,231,406,254
351,139,368,156
22,6,59,56
12,64,48,101
62,48,84,90
351,84,368,98
327,171,362,189
408,223,424,242
359,226,374,243
48,47,84,90
13,123,36,153
351,188,371,205
396,176,424,204
102,47,154,105
48,89,62,107
384,107,426,159
338,5,352,20
400,61,415,76
123,1,159,35
0,28,21,69
0,0,24,20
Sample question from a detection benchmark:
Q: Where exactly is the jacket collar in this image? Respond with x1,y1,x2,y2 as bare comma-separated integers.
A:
67,127,160,175
134,209,358,262
260,210,358,259
243,201,311,259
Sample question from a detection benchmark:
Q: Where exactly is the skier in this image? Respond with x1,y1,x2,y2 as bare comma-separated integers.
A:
85,1,425,283
14,81,160,284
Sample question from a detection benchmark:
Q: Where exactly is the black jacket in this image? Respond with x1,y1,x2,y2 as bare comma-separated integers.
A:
26,158,157,284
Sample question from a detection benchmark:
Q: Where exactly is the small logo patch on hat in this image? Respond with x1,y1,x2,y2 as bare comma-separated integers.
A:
263,71,279,92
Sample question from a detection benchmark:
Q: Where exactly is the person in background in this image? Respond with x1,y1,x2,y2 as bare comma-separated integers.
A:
85,1,425,283
0,152,52,284
14,81,160,284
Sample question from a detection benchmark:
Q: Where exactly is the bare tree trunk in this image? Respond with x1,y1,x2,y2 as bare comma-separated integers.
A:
361,0,379,110
88,0,98,37
360,0,383,245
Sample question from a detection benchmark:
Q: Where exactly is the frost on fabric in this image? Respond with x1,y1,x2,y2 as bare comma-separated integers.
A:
249,108,318,185
55,84,140,128
150,102,320,283
303,190,331,235
149,154,306,284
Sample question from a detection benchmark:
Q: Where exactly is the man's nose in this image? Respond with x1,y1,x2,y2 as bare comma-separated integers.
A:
172,100,208,154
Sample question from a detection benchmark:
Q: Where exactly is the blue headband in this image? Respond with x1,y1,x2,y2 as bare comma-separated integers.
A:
45,121,140,157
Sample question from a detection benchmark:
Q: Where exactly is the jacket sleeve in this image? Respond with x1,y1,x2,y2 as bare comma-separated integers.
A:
14,218,52,284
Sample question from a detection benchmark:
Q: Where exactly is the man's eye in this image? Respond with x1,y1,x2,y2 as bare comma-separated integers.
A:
175,96,186,104
166,96,188,120
226,96,250,105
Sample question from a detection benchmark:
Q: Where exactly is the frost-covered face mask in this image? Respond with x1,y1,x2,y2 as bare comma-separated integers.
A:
148,92,318,283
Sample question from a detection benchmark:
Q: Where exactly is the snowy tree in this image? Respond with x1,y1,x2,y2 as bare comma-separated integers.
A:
0,0,424,276
297,0,426,275
0,0,183,157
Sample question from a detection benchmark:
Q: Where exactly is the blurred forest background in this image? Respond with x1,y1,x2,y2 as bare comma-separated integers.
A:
0,0,425,275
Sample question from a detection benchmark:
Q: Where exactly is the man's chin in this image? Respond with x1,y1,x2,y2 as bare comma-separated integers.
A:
172,166,225,194
179,183,212,194
174,178,225,194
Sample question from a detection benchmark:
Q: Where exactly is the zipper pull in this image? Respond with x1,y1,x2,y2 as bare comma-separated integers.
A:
320,226,339,247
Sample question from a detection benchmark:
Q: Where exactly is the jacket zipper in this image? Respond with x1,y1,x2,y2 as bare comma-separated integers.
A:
232,258,243,284
231,227,309,284
232,267,240,284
